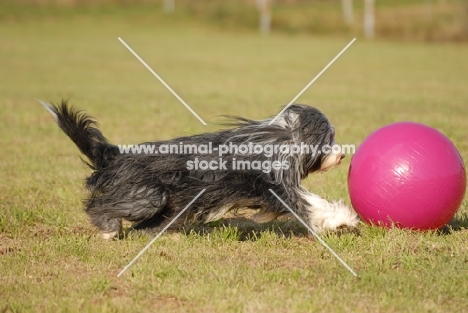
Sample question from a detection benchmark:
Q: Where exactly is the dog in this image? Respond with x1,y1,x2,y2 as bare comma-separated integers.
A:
41,100,359,239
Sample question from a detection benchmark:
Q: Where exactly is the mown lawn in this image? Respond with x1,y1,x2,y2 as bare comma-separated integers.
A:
0,12,467,313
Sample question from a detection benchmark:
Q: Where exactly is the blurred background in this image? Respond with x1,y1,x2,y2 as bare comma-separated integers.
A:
2,0,468,41
1,3,468,311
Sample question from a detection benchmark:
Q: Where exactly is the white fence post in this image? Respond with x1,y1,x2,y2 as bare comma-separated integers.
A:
257,0,272,34
342,0,354,25
364,0,375,38
164,0,175,14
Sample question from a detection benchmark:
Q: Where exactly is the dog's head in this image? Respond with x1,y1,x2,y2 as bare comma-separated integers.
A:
273,104,344,178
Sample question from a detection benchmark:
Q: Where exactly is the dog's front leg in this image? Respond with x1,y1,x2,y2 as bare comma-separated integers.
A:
296,188,360,233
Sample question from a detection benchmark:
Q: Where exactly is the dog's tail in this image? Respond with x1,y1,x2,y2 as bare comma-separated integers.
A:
40,100,118,170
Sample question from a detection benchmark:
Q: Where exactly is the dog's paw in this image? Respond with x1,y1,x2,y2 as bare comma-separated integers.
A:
252,211,281,223
308,201,360,234
101,231,119,240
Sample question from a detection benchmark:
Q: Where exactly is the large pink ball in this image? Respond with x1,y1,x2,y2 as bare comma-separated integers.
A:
348,122,466,230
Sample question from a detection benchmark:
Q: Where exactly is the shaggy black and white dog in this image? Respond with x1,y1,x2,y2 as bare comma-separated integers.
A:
42,100,359,239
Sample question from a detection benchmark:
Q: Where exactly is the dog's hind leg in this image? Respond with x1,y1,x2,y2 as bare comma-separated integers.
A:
85,187,169,239
131,208,170,231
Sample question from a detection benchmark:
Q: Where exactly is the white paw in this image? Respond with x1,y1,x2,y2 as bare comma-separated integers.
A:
309,201,360,233
101,231,119,240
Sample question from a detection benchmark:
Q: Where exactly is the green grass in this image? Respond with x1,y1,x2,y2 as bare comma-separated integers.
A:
1,13,468,313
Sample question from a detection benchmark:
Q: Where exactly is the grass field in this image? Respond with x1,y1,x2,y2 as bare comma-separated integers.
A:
1,12,468,313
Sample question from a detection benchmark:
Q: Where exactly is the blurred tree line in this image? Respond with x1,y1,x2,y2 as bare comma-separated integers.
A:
3,0,468,41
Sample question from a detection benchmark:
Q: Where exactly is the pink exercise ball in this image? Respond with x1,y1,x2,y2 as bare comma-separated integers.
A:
348,122,466,230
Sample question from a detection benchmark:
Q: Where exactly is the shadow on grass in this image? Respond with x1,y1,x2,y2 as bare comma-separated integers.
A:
184,217,309,241
120,215,360,241
439,213,468,235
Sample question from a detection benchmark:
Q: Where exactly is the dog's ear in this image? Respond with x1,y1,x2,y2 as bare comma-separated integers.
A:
277,105,338,179
270,110,300,130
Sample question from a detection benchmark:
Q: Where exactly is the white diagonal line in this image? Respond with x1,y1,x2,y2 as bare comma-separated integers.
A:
268,189,357,277
118,37,207,126
269,38,356,125
117,189,206,277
